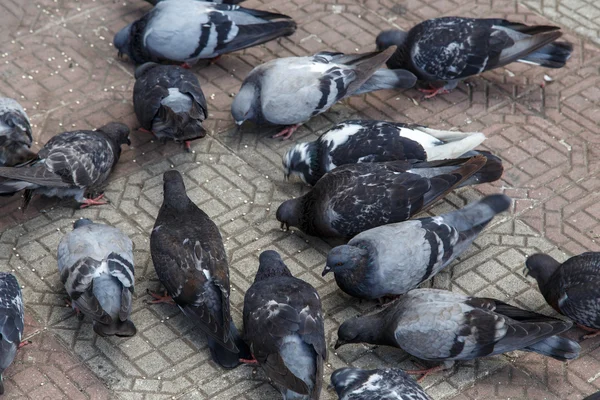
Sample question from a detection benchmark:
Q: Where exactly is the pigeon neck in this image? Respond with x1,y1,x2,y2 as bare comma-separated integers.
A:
276,198,302,229
356,313,393,346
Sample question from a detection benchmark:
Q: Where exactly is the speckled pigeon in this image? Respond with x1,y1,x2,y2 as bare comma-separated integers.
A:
330,367,432,400
232,47,417,139
335,289,580,378
0,122,130,209
0,97,36,167
150,170,250,368
0,273,24,395
243,250,326,399
133,62,207,151
376,17,573,97
525,252,600,339
276,154,502,239
114,0,296,66
283,119,487,185
323,194,511,301
57,219,136,337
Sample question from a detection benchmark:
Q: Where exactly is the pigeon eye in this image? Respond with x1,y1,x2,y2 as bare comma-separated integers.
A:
336,262,343,266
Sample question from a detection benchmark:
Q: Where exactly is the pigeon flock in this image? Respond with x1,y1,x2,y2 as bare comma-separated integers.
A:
0,0,594,399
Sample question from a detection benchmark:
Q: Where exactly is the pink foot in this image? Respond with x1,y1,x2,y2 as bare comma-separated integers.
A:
146,289,175,305
272,124,301,139
577,324,600,339
184,141,192,152
18,340,31,349
138,127,154,135
209,55,222,65
404,365,445,383
181,62,192,69
239,358,259,365
417,87,450,99
80,194,107,209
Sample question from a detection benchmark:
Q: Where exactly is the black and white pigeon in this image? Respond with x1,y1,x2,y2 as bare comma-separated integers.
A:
0,97,36,168
0,122,130,209
525,252,600,339
57,219,137,337
232,47,417,139
283,119,487,185
0,273,24,395
243,250,326,399
276,154,503,239
330,367,432,400
150,170,250,368
376,17,573,98
133,62,208,151
322,194,510,301
114,0,296,66
335,289,580,377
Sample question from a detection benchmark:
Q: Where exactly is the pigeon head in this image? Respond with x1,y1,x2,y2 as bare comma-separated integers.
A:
282,142,317,184
73,218,94,229
162,170,191,209
322,245,368,277
335,313,383,349
376,30,408,51
231,83,258,126
255,250,293,281
98,122,131,146
525,253,562,287
114,23,133,60
275,199,302,231
134,62,160,79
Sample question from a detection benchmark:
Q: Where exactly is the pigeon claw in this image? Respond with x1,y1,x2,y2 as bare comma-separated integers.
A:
146,289,176,305
239,357,259,365
404,365,445,382
577,324,600,340
184,141,192,152
18,340,32,349
80,194,107,209
272,124,300,140
181,62,192,70
417,86,450,99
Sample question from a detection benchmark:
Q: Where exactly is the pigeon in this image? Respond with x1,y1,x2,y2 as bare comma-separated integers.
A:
243,250,326,399
376,17,573,98
323,194,511,301
150,170,250,368
0,122,130,209
283,119,487,185
276,154,502,239
0,273,24,395
584,391,600,400
232,47,417,139
330,367,432,400
0,97,36,167
335,289,580,377
57,219,137,337
525,252,600,339
133,62,208,151
114,0,296,66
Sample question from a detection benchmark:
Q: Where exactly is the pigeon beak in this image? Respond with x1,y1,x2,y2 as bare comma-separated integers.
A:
235,122,243,135
280,221,285,230
522,267,529,277
326,383,335,392
321,265,332,277
126,138,131,146
334,340,345,350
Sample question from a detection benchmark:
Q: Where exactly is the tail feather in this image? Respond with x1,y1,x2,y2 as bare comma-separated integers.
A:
93,319,137,337
220,20,296,55
353,69,417,94
458,151,504,187
519,41,573,68
344,46,397,95
421,131,486,161
155,105,207,142
523,334,580,361
441,194,511,232
497,30,563,68
207,321,250,369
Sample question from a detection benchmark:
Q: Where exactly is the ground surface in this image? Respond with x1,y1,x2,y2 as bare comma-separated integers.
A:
0,0,599,399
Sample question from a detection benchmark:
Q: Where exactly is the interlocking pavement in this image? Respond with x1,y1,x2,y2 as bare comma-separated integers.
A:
0,0,599,399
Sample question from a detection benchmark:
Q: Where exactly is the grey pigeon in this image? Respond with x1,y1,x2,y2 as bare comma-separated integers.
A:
276,154,502,239
150,170,250,368
283,119,486,185
335,289,580,375
133,62,208,151
0,273,24,395
57,219,136,337
525,252,600,339
232,47,417,139
376,17,573,97
330,367,431,400
243,250,326,399
0,122,130,209
114,0,296,66
323,194,511,300
0,97,36,167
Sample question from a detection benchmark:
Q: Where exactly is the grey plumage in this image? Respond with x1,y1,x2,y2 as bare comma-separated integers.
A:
114,0,296,65
232,48,416,139
525,252,600,332
0,97,36,167
57,219,136,337
0,273,24,395
335,289,580,364
243,250,326,399
330,367,431,400
134,63,208,147
323,194,511,300
0,122,130,209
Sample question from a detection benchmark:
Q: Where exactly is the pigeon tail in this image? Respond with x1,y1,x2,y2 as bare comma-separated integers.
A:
441,194,511,232
419,130,486,161
523,334,580,361
220,20,296,55
353,69,417,94
519,41,573,68
457,151,504,187
207,321,250,369
93,319,137,337
155,103,207,142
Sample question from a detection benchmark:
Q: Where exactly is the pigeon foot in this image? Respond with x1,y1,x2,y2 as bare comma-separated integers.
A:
239,358,259,365
80,194,107,208
181,63,192,69
65,297,84,320
272,124,301,140
418,87,450,99
184,141,192,152
209,55,222,65
404,365,445,382
578,324,600,339
18,340,32,349
146,289,175,305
